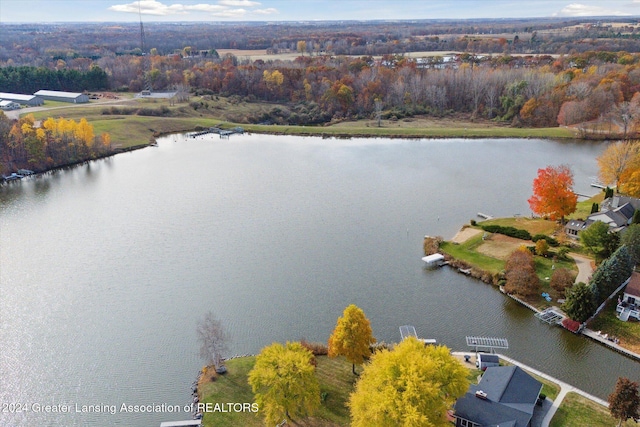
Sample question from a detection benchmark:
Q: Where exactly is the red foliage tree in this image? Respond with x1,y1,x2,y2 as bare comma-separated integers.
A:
527,165,578,222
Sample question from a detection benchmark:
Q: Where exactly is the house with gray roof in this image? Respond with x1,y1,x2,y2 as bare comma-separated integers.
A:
565,196,640,238
453,365,542,427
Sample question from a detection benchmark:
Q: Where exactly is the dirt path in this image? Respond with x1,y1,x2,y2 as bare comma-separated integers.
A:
451,227,482,243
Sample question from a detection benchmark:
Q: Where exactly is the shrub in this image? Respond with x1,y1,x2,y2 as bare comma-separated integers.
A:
556,247,570,261
300,339,328,356
550,268,575,296
535,239,549,256
532,234,558,246
470,219,477,226
480,224,531,240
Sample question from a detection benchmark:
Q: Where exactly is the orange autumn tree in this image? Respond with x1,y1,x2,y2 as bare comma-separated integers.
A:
528,164,577,223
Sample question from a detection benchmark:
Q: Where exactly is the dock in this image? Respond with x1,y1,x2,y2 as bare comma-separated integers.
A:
535,307,565,324
159,420,201,427
191,127,244,138
477,212,493,220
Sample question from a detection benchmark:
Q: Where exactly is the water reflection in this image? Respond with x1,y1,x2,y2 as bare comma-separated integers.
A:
0,135,636,426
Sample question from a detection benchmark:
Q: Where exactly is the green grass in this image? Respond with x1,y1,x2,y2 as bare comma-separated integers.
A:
550,392,636,427
199,355,355,427
570,192,606,220
588,298,640,354
440,234,506,273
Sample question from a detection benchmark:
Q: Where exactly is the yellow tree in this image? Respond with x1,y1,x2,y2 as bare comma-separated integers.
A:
328,304,376,375
348,337,469,427
74,118,95,148
248,341,320,425
597,141,640,192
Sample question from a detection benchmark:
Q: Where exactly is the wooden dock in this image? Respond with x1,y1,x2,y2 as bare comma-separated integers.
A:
191,127,244,138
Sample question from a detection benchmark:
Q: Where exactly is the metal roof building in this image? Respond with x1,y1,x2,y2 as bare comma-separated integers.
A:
34,90,89,104
0,92,43,106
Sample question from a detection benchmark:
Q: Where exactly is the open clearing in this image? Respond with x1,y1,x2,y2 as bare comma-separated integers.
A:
476,234,529,260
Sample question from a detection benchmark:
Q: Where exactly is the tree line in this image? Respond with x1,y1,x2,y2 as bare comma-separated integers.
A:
0,66,108,94
0,113,112,175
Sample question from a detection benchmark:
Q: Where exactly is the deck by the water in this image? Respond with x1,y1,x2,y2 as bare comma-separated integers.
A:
191,127,244,138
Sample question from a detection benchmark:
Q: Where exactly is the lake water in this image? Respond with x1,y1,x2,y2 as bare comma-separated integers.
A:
1,134,638,426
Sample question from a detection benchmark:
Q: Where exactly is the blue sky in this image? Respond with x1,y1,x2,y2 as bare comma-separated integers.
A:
2,0,640,22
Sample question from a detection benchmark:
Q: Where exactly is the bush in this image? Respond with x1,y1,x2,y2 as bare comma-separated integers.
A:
299,339,328,356
532,234,559,246
470,219,477,226
556,247,570,261
480,224,531,240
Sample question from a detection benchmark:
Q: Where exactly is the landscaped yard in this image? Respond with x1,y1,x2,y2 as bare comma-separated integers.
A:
588,298,640,354
550,392,636,427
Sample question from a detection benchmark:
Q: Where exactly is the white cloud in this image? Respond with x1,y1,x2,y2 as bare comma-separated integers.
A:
218,0,260,6
210,8,248,17
109,0,275,18
254,7,278,15
554,3,630,17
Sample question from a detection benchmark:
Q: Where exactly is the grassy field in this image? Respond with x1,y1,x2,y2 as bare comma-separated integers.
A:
588,299,640,354
550,392,636,427
440,234,506,273
198,355,355,427
24,94,578,151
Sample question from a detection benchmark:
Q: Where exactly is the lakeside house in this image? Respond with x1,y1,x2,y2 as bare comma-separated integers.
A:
617,272,640,322
453,365,543,427
565,195,640,238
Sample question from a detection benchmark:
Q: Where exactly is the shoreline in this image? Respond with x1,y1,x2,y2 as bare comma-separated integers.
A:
439,226,640,362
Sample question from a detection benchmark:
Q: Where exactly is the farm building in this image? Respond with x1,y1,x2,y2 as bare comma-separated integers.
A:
0,100,21,110
34,90,89,104
0,92,43,106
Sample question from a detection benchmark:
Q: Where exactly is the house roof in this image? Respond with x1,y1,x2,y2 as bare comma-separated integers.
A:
565,220,587,231
626,272,640,298
454,366,542,427
588,211,629,228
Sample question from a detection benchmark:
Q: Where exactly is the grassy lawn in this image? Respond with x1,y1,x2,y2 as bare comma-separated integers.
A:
588,298,640,354
440,234,506,273
479,217,560,236
199,355,355,427
550,392,636,427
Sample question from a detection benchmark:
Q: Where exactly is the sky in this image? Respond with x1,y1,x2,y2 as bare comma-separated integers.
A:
2,0,640,23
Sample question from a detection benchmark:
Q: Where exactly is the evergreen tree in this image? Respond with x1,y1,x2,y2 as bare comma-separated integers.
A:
621,224,640,265
564,282,597,323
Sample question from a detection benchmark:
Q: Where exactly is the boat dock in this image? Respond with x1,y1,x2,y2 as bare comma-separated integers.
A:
477,212,493,220
535,307,565,324
191,127,244,138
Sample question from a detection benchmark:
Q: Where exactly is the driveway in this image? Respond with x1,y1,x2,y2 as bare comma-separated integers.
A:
568,253,593,284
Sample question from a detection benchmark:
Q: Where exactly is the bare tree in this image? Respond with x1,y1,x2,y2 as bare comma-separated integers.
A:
197,311,230,373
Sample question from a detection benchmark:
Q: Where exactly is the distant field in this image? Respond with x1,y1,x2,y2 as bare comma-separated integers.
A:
217,48,561,61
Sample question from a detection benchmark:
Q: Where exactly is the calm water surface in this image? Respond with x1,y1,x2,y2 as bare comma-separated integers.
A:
1,134,638,426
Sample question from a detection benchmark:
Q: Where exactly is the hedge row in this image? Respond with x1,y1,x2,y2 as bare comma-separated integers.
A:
480,224,532,240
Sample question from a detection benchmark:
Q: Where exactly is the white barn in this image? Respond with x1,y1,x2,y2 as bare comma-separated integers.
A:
34,90,89,104
0,92,43,106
